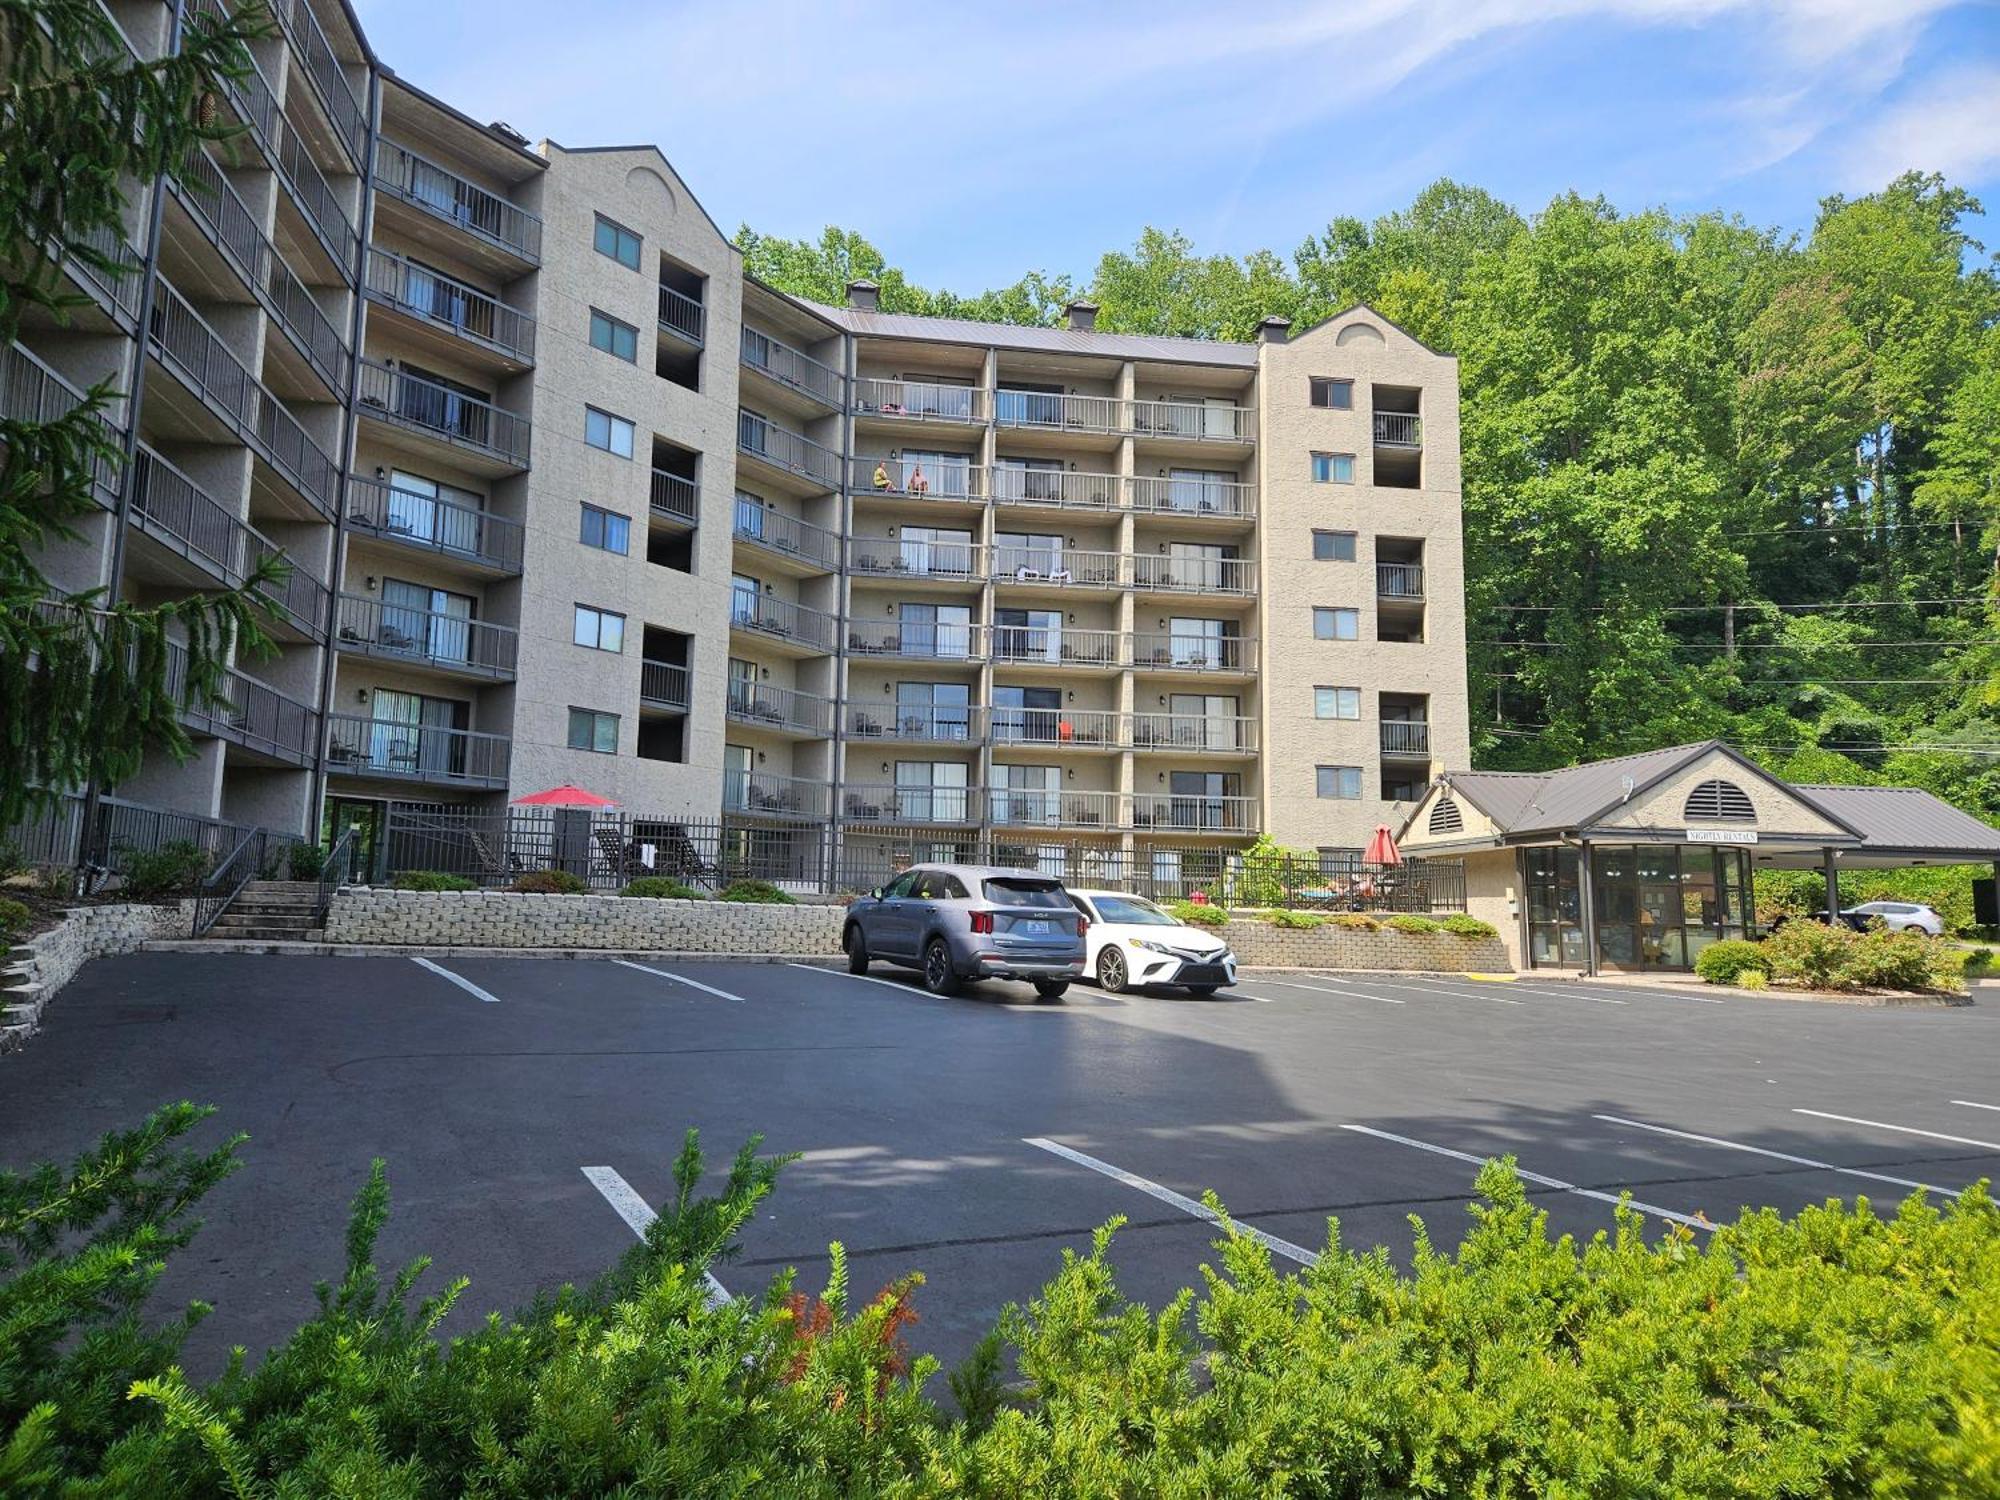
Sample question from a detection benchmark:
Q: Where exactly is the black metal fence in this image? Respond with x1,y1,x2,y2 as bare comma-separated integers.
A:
3,792,305,884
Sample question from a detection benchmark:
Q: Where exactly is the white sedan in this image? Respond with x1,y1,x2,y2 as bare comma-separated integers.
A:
1068,889,1237,995
1845,900,1945,937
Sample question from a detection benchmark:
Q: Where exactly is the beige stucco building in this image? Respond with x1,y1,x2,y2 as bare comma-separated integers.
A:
17,0,1470,892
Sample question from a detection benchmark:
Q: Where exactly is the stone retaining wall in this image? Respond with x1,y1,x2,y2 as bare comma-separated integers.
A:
324,888,846,953
1217,918,1512,972
2,902,191,1050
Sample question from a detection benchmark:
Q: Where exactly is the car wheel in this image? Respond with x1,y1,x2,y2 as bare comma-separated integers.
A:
1096,947,1129,993
845,925,869,975
922,938,961,997
1186,985,1219,998
1034,980,1069,1001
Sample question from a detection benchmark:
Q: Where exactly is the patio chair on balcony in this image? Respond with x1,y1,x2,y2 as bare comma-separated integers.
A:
385,739,418,774
844,794,883,819
850,713,883,737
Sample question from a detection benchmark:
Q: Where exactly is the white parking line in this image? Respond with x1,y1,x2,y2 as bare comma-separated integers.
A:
1024,1136,1318,1265
1793,1109,2000,1153
1332,975,1525,1006
1526,980,1720,1005
1246,978,1404,1005
581,1165,730,1307
1952,1100,2000,1114
1341,1123,1711,1230
785,961,927,996
1593,1113,1959,1197
409,956,499,1004
611,959,747,1003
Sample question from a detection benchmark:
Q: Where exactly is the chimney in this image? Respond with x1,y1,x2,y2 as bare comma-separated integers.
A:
846,278,879,312
1064,299,1100,333
1256,315,1292,345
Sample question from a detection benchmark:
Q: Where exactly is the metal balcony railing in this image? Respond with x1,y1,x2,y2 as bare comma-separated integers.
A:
345,474,525,574
1377,562,1425,599
326,712,511,787
1130,793,1258,834
1130,714,1258,753
989,788,1123,830
741,328,843,406
375,139,543,264
366,249,536,364
726,679,830,734
650,469,698,525
1128,476,1256,520
840,784,981,826
641,659,691,710
150,279,257,432
164,640,321,765
1131,554,1256,595
732,497,839,569
1130,632,1255,672
254,393,341,518
737,411,841,489
991,708,1121,749
851,454,981,501
853,377,986,423
990,466,1121,511
723,769,828,821
845,703,984,743
188,0,279,144
356,359,530,469
658,283,705,344
990,545,1125,588
1129,398,1255,443
845,620,987,662
728,590,837,651
335,594,518,680
58,218,144,325
994,389,1120,432
1380,721,1432,756
1374,412,1422,447
847,533,981,582
270,0,367,162
274,116,358,272
0,342,122,508
990,626,1123,668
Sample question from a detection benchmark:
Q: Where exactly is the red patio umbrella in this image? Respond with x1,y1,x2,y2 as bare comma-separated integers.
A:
512,784,617,808
1363,823,1403,867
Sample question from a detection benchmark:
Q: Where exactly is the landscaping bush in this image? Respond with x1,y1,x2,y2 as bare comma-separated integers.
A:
392,870,478,893
1847,925,1967,993
1693,938,1769,985
1266,908,1325,930
1439,913,1496,937
1332,912,1379,931
1384,913,1442,935
284,842,327,881
117,840,209,899
718,878,795,904
1736,968,1769,991
1169,899,1229,929
622,876,702,900
5,1106,1999,1496
509,869,590,895
0,896,29,946
1760,915,1859,989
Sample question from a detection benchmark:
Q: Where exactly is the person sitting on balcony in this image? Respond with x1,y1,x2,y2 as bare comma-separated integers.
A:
909,464,929,497
873,461,892,492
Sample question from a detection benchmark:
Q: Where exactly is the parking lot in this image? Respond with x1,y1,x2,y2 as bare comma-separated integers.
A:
3,951,1997,1377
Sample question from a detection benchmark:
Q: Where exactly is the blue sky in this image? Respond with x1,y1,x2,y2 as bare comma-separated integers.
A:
353,0,2000,289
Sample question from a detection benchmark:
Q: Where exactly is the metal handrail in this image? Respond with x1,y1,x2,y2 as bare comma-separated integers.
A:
1130,713,1258,752
728,590,838,651
1381,721,1432,755
641,659,692,709
845,703,985,742
375,138,543,263
190,828,265,937
731,498,840,568
356,359,531,468
1374,412,1422,446
726,679,831,734
839,784,983,826
133,446,330,632
845,620,987,661
994,389,1120,432
325,713,513,786
990,466,1121,511
271,0,367,162
315,824,358,925
1128,475,1256,519
345,474,525,573
722,769,829,820
1130,553,1257,594
990,545,1126,587
853,376,985,423
1129,632,1256,672
1128,398,1255,442
366,248,537,363
1377,562,1425,598
989,788,1124,830
1130,792,1258,833
741,327,843,405
848,533,982,581
737,411,841,488
990,625,1123,667
850,454,982,501
335,593,518,678
658,283,706,344
276,116,358,269
651,469,698,524
1,342,123,507
991,707,1122,748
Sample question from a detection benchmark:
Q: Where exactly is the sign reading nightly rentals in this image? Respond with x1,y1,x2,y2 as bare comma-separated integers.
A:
1686,828,1758,844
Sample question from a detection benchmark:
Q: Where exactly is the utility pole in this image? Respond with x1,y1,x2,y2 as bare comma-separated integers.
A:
1722,602,1735,661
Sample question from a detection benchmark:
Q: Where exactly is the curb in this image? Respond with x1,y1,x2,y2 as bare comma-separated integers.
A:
142,939,846,964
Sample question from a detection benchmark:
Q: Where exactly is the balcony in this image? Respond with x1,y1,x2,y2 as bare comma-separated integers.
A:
990,545,1125,589
334,593,518,682
994,389,1120,434
850,454,983,504
732,498,839,572
989,788,1123,832
270,0,367,165
1128,476,1256,521
640,659,691,711
56,218,144,330
365,249,536,368
650,469,698,527
990,466,1121,513
1,342,122,508
845,620,987,663
853,377,986,426
1380,721,1432,758
1130,633,1256,674
848,533,981,584
345,475,525,575
1377,562,1424,599
741,328,843,409
166,642,321,767
726,679,831,736
1129,398,1255,445
375,138,543,268
658,283,705,346
275,117,358,274
728,592,837,654
991,625,1123,670
845,703,984,743
991,708,1121,751
723,769,828,822
356,358,530,472
1373,412,1422,447
1130,554,1256,596
738,411,841,491
840,784,981,827
1131,793,1257,834
326,712,511,789
1130,714,1258,754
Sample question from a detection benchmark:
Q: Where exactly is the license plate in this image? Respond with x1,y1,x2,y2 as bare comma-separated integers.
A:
1022,920,1051,935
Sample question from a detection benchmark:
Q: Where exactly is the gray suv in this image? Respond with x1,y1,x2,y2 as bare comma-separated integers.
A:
844,864,1086,998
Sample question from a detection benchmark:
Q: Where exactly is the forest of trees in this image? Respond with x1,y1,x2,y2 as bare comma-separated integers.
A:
739,175,2000,834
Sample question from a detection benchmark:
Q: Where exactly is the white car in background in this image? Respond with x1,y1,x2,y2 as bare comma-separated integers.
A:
1067,889,1237,996
1845,901,1945,937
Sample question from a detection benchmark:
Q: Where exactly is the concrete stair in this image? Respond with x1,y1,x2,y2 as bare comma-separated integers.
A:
205,880,324,941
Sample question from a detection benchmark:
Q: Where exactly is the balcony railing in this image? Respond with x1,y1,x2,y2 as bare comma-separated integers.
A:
1128,476,1256,520
1131,553,1256,595
728,591,837,652
1381,721,1432,757
270,0,367,162
357,359,530,469
59,218,144,325
990,626,1123,668
737,411,841,489
189,0,279,145
1130,632,1255,673
1130,398,1255,443
326,712,511,788
164,640,321,766
727,679,832,735
150,279,258,433
851,454,981,501
848,533,981,582
275,116,358,271
845,620,987,662
1374,412,1422,447
841,783,982,826
1130,714,1258,753
994,389,1120,433
723,769,828,821
989,788,1123,831
345,474,525,574
1377,562,1425,599
375,139,543,265
650,469,698,525
641,659,691,710
658,283,705,345
991,708,1121,749
990,466,1121,511
845,703,984,743
732,497,839,569
853,377,986,423
366,249,536,364
1131,793,1257,834
1,342,122,507
335,593,518,680
990,545,1125,587
742,328,843,407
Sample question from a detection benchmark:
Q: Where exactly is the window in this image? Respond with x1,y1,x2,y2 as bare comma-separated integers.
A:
1312,529,1357,562
1309,377,1353,409
1316,765,1362,800
589,309,638,363
1313,607,1360,641
1684,778,1756,822
568,707,619,753
585,406,634,458
593,213,641,270
1311,452,1355,484
573,604,625,652
1428,796,1464,835
578,503,629,554
1314,686,1360,720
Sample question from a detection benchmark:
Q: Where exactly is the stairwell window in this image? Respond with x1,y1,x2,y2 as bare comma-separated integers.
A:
578,503,629,554
594,213,641,270
1312,452,1354,484
585,406,634,458
573,604,625,652
1316,765,1362,799
1312,529,1357,561
1309,377,1353,409
589,309,638,363
1313,607,1359,641
1315,686,1360,719
567,707,620,754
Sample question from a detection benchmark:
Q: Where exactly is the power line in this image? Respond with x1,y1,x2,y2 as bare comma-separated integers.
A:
1478,725,2000,757
1474,639,1993,651
1488,674,1986,686
1722,518,1981,538
1478,597,1989,614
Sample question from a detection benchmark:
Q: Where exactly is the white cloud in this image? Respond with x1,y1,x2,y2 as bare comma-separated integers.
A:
1841,64,2000,188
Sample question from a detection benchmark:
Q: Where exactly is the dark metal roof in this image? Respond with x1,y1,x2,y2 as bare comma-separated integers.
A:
1446,742,1720,836
1792,784,2000,857
795,299,1259,368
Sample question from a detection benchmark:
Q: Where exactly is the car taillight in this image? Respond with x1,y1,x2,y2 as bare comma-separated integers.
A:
1076,915,1090,937
970,910,994,935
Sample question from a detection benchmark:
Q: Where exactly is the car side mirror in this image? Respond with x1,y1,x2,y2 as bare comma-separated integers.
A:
870,887,883,900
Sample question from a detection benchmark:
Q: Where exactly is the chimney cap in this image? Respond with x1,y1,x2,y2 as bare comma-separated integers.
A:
1064,298,1101,332
846,278,880,311
1256,315,1293,345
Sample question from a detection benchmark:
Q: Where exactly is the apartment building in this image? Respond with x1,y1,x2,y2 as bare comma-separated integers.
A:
16,0,1469,890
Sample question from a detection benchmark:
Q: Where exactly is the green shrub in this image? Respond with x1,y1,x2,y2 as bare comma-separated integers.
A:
392,870,478,893
1761,916,1858,989
1694,938,1769,985
1169,899,1229,929
1736,968,1769,991
718,878,795,904
622,876,702,900
118,840,209,899
1439,913,1497,937
1847,926,1967,994
284,842,327,881
1332,912,1380,931
0,843,27,881
511,869,590,895
1966,946,1995,980
1267,908,1325,930
1385,913,1442,935
0,896,29,945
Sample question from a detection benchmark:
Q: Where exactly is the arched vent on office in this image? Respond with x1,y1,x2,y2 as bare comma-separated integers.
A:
1684,778,1755,822
1427,796,1464,836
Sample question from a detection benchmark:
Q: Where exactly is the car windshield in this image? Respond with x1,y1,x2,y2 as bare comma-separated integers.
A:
1090,895,1178,926
983,878,1070,908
